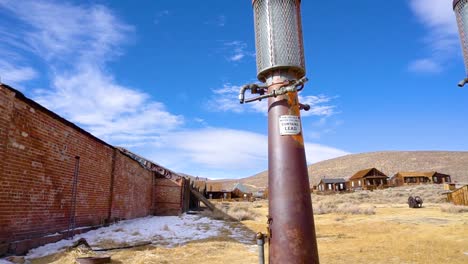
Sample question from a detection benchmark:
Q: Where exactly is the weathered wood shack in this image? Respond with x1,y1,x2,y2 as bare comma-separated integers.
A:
317,178,347,192
348,168,388,190
430,172,451,184
206,182,251,200
391,171,451,186
391,172,432,186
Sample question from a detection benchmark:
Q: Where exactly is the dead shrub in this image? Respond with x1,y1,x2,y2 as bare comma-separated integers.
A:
226,203,259,221
440,204,468,214
312,185,447,205
200,202,259,221
313,201,375,215
336,203,375,215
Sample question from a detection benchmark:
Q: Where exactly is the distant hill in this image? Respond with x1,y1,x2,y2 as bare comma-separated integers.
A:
233,151,468,190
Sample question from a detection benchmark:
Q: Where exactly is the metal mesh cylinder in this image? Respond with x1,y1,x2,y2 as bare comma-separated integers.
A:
253,0,305,82
454,0,468,75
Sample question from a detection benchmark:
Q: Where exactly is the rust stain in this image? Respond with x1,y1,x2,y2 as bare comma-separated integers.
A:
286,92,304,146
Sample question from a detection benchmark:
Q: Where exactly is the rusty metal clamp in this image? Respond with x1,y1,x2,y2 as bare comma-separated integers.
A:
239,77,310,111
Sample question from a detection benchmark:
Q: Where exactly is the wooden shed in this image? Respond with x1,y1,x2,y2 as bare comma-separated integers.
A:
348,168,388,190
317,178,347,192
206,182,251,200
430,172,451,184
391,172,433,186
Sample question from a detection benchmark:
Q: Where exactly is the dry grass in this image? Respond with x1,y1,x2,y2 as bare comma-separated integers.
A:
312,184,447,209
27,186,468,264
440,204,468,213
201,202,260,221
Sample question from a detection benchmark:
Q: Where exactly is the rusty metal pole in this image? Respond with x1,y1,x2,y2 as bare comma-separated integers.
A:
266,71,319,263
454,0,468,87
250,0,319,263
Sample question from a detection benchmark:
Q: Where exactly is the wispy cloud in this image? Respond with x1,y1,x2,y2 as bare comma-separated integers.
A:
142,127,349,179
0,0,182,146
207,83,337,118
204,15,226,27
217,15,226,27
408,0,459,73
0,60,37,86
0,1,349,180
408,58,442,73
154,10,170,25
223,41,252,62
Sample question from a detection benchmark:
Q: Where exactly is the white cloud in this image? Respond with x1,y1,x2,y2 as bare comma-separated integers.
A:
140,127,349,179
224,41,250,62
34,65,183,144
408,58,442,73
217,15,226,27
408,0,460,73
207,83,336,117
0,0,182,146
0,60,37,85
154,10,170,25
0,1,349,180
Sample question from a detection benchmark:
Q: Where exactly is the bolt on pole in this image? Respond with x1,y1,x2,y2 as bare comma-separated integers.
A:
241,0,320,263
454,0,468,87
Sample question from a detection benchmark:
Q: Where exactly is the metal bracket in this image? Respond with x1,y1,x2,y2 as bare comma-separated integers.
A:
238,77,310,111
458,78,468,87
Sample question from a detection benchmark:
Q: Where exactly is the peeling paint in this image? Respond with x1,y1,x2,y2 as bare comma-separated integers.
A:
21,131,28,137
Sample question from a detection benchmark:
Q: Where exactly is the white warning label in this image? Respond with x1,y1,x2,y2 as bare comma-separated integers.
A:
279,115,301,136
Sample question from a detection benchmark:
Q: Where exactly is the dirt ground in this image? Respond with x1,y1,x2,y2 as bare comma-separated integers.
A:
26,200,467,264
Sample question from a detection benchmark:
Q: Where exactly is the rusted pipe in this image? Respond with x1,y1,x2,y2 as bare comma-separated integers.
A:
68,156,80,239
256,232,265,264
267,70,319,264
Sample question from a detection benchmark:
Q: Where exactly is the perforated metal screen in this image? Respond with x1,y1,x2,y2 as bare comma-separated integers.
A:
253,0,305,81
455,0,468,74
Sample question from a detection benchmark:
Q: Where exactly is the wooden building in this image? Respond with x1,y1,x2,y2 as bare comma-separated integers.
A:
430,172,451,184
206,182,251,200
317,178,347,192
391,172,432,186
391,171,451,186
348,168,388,190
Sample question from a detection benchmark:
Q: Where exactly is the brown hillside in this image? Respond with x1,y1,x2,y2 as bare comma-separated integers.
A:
238,151,468,189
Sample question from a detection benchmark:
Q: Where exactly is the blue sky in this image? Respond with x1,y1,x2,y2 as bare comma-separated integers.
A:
0,0,466,179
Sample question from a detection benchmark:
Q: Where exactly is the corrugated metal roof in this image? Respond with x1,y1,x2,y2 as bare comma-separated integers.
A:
320,178,346,184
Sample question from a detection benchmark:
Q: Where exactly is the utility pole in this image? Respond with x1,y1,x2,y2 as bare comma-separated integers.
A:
454,0,468,87
239,1,320,263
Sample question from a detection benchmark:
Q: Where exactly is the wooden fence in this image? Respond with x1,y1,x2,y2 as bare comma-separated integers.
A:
447,185,468,206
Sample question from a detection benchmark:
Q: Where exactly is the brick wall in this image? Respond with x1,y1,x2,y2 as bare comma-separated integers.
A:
0,87,14,244
154,178,185,215
111,151,153,219
0,85,114,245
0,85,186,255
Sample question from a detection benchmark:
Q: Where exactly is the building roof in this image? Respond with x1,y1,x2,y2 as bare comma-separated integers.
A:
117,147,182,180
320,178,346,184
206,182,249,193
349,168,387,180
396,171,436,178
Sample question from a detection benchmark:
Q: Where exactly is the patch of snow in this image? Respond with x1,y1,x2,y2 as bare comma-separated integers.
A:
20,214,253,260
0,260,13,264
